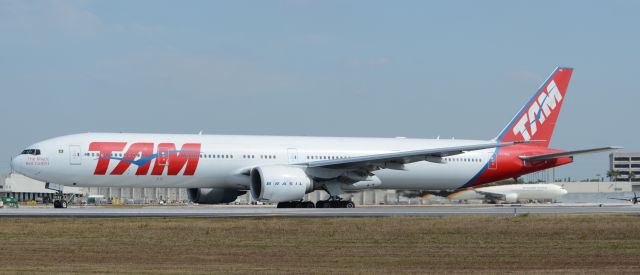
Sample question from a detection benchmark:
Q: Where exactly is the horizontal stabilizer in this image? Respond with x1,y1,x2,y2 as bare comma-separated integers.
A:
519,146,622,161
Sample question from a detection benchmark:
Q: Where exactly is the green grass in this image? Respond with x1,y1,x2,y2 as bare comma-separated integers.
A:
0,215,639,274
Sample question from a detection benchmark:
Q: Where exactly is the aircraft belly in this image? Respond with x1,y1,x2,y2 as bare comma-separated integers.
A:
375,162,481,190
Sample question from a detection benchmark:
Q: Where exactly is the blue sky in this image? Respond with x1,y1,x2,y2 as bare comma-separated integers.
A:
1,0,638,180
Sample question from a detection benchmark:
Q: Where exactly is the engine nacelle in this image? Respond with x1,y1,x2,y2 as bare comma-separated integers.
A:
504,193,519,203
250,165,313,202
187,188,245,204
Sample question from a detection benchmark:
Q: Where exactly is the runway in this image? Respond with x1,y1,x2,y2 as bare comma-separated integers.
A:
1,204,639,217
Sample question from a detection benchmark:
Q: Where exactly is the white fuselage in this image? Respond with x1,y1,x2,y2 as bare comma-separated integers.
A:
12,133,496,191
447,184,568,202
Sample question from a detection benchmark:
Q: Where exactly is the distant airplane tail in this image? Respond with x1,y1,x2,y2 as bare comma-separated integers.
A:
495,67,573,148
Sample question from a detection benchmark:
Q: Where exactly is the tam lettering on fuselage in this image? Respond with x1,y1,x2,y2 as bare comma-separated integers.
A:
88,142,201,176
512,80,563,141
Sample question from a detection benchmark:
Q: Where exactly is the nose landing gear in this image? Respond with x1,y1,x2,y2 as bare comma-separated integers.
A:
46,182,73,209
53,199,68,209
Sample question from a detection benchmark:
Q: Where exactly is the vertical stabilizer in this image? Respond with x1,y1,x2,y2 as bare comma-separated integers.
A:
495,67,573,147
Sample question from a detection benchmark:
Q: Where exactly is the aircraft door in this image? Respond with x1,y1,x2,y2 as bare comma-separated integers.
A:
488,152,497,170
69,145,81,165
287,148,299,163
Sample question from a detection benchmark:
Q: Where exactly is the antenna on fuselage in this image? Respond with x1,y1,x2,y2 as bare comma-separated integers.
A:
198,131,203,135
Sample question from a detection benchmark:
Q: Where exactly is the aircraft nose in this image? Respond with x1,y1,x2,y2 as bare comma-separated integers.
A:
11,156,21,173
11,154,31,176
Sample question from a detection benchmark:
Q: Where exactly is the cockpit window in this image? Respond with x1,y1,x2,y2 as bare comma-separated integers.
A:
21,149,41,155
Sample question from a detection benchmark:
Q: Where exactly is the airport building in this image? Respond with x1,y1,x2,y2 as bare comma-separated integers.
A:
609,152,640,182
1,173,82,202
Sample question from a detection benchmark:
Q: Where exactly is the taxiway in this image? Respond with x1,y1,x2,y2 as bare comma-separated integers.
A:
1,204,639,217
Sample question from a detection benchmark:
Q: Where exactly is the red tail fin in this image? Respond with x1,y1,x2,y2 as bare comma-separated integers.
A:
496,67,573,147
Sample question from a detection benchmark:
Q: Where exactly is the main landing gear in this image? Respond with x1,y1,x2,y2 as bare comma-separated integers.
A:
316,182,355,208
276,200,356,208
275,182,356,208
277,201,315,208
315,200,355,208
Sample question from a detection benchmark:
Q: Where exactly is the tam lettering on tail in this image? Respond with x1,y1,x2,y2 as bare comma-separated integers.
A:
496,67,573,148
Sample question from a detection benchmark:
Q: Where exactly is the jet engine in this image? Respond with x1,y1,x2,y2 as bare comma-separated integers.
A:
504,193,519,203
187,188,246,204
250,165,313,202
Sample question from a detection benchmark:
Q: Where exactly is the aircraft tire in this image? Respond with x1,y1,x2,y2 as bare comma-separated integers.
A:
315,201,327,208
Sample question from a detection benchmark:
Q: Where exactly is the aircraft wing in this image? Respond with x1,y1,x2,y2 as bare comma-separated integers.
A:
519,146,622,162
305,141,530,170
607,198,631,202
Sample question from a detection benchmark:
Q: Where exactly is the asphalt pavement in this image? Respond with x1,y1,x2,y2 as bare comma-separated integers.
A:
1,204,639,217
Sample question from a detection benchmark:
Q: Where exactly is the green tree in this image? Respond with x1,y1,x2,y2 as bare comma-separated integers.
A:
607,170,620,182
628,171,635,182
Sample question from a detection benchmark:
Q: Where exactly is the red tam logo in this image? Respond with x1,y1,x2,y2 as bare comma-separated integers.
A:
88,142,201,176
512,80,563,141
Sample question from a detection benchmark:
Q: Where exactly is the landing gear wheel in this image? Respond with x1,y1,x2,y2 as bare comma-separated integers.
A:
314,200,356,208
61,201,68,208
53,200,61,208
278,201,315,208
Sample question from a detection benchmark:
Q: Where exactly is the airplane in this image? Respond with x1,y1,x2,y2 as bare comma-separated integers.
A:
422,183,569,204
10,67,621,208
608,192,639,204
